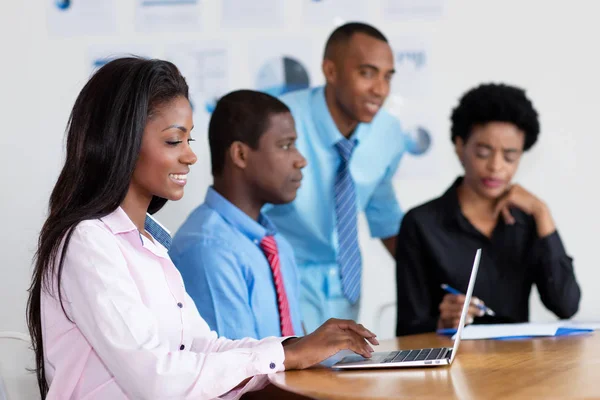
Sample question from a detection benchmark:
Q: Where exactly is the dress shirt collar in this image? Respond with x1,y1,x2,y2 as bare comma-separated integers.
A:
205,187,277,243
310,86,370,148
100,206,170,258
100,207,172,235
100,207,138,235
442,176,527,229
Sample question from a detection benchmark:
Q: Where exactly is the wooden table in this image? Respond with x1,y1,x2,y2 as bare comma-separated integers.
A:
269,332,600,399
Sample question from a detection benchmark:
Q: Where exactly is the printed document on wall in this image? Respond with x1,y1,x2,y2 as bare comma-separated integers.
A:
249,37,318,99
382,0,444,19
165,43,230,131
302,0,369,25
221,0,283,29
387,36,438,179
47,0,116,36
136,0,202,32
87,45,156,75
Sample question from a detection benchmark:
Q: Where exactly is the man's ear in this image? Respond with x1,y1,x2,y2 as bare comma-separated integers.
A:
322,59,337,85
229,141,249,170
454,137,465,166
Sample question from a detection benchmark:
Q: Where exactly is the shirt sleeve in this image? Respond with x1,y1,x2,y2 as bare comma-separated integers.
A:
395,211,439,336
364,151,404,239
61,224,285,400
175,239,260,340
530,230,581,319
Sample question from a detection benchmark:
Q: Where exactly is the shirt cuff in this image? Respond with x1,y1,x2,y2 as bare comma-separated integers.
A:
248,336,287,375
534,231,568,263
219,337,289,400
367,208,403,239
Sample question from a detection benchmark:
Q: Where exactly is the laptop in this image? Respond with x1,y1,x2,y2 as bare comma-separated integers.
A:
333,248,482,370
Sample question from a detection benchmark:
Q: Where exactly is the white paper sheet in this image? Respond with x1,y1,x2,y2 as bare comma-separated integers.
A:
562,321,600,330
454,322,595,340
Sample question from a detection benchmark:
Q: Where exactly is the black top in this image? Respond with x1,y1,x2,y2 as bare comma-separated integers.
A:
395,178,581,336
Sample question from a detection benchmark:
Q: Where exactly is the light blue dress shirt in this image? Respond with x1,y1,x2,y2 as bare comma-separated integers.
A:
266,86,407,330
170,188,303,340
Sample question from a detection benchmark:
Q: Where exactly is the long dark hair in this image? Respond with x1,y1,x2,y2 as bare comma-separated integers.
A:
26,57,189,397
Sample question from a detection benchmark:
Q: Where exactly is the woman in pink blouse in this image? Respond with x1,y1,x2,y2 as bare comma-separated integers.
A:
26,57,378,399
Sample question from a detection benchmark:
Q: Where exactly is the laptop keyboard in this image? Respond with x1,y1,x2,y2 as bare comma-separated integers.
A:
382,348,447,363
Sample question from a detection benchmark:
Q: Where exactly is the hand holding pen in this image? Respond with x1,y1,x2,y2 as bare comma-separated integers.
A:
441,284,496,316
437,284,496,330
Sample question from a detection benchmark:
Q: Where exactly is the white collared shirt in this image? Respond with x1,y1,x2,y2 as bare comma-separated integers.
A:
41,207,286,399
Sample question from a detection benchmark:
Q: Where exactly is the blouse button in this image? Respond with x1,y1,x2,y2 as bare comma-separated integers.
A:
180,344,185,350
269,362,276,369
177,302,183,308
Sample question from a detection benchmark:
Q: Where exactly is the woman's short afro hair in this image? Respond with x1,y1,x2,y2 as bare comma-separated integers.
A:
450,83,540,151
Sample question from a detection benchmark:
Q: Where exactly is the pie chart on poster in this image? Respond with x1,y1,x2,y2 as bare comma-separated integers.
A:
204,97,218,114
406,126,432,155
256,56,310,97
55,0,71,10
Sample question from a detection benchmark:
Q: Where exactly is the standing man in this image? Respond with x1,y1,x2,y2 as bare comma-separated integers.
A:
266,22,407,332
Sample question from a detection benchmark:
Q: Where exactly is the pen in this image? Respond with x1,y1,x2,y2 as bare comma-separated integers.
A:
440,283,496,317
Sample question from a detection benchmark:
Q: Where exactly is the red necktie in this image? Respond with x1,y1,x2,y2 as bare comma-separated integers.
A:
260,235,295,336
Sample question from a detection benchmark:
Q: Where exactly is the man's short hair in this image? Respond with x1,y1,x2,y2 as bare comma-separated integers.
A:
209,90,290,176
323,22,388,60
450,83,540,151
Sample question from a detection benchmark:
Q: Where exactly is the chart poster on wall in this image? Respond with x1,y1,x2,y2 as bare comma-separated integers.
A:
87,45,156,75
221,0,283,29
302,0,369,25
387,36,438,179
47,0,116,36
249,38,317,100
135,0,202,32
165,43,229,132
382,0,443,19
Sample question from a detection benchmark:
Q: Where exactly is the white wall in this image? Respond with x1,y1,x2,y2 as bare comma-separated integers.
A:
2,0,599,340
